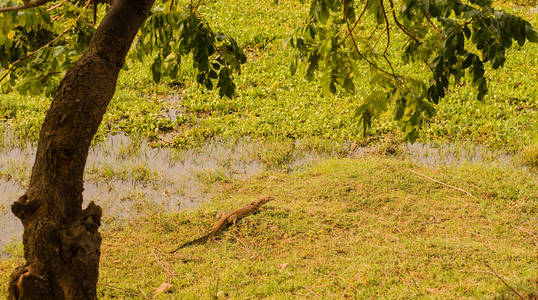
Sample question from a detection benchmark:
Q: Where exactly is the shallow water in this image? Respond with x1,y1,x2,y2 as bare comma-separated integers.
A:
0,134,268,251
0,133,527,254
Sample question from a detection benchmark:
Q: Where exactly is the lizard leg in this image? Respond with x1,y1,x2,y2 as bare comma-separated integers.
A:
229,214,238,224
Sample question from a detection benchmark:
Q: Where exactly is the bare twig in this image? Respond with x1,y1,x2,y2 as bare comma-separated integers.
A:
302,285,322,298
227,233,260,259
387,0,420,43
138,287,148,299
0,0,90,84
515,226,537,239
484,263,525,299
424,13,442,35
406,168,477,198
152,248,179,280
342,0,396,79
379,0,390,56
367,23,380,40
396,256,422,296
51,13,64,22
0,0,54,13
192,0,202,12
379,0,396,75
367,28,386,55
46,0,63,12
346,0,370,39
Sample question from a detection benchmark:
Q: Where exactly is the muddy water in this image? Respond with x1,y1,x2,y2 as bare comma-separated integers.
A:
0,133,527,254
1,134,268,252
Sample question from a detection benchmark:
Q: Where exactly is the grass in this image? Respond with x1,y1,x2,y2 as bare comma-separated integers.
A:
0,0,536,152
0,0,537,298
2,154,535,298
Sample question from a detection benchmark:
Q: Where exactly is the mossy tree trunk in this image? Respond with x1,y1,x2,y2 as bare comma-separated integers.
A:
8,0,155,298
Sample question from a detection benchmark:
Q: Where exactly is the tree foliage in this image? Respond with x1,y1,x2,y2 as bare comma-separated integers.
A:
133,6,246,97
0,0,536,140
0,0,94,95
289,0,537,140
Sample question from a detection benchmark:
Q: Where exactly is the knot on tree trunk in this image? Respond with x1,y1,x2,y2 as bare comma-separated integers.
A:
8,265,52,300
11,195,41,220
81,201,102,232
8,202,103,300
59,202,102,264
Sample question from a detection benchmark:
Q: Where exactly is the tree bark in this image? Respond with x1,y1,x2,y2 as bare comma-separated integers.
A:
8,0,155,299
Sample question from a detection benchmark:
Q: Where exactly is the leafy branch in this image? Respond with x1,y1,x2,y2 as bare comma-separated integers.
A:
0,0,54,13
289,0,537,140
342,0,396,79
0,0,91,84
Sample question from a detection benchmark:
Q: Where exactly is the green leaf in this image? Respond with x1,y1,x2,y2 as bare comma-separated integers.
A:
343,77,353,92
525,23,538,43
196,73,205,84
461,54,474,69
320,38,332,57
204,78,213,90
307,24,316,39
289,59,298,75
209,70,218,79
393,97,405,120
170,64,178,78
318,6,330,24
428,85,439,104
151,56,163,83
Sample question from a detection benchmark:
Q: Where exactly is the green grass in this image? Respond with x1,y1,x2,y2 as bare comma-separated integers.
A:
0,0,537,298
2,155,535,298
0,0,536,152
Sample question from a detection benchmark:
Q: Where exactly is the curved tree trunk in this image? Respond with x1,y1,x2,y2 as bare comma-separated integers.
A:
8,0,155,299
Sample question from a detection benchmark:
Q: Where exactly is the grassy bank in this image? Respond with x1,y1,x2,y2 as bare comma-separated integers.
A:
2,155,535,298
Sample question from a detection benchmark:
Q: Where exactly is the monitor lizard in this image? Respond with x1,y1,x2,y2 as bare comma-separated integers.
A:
170,196,274,253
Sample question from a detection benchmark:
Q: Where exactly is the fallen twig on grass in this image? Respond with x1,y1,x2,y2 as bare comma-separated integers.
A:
152,248,178,280
395,255,423,296
227,232,261,259
515,226,537,240
406,168,477,199
484,263,525,300
170,196,274,253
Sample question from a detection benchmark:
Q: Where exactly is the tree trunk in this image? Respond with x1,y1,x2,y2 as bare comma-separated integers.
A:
8,0,155,299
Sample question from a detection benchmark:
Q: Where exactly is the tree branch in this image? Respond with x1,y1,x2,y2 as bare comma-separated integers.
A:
484,263,525,300
379,0,395,75
367,28,385,55
344,0,372,43
406,168,476,198
0,0,90,84
424,13,442,35
0,0,55,13
367,23,380,40
342,0,396,79
45,0,63,11
387,0,420,43
350,0,370,33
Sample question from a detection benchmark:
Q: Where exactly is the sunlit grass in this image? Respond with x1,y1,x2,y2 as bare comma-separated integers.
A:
0,0,536,297
3,155,535,298
0,0,536,151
